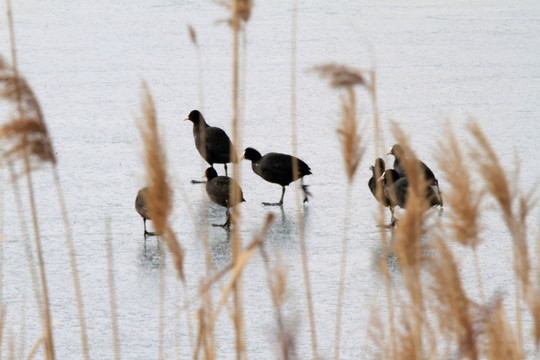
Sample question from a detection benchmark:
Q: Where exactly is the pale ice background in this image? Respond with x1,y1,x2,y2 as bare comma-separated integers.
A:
0,0,539,359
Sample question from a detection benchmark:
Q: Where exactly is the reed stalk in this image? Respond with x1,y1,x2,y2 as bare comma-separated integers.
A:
188,25,205,112
259,243,295,359
369,69,396,360
158,246,166,360
2,8,90,356
7,162,42,355
105,219,121,360
227,0,252,358
51,168,90,359
467,120,532,355
436,122,484,302
289,2,320,358
314,63,372,359
389,125,426,358
334,85,364,360
4,2,55,357
137,81,187,359
0,173,3,360
187,24,215,358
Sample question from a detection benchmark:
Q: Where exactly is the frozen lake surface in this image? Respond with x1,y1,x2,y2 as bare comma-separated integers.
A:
1,0,540,358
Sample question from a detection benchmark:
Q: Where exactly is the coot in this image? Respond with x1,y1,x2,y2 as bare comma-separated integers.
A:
185,110,238,176
242,147,312,206
387,144,443,206
204,167,245,227
135,187,156,236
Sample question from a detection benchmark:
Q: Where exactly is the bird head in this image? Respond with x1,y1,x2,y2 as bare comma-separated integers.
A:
241,147,262,161
203,167,218,180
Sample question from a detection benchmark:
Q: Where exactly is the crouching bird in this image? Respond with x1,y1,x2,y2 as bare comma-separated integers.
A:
242,147,312,206
135,187,156,237
204,167,245,227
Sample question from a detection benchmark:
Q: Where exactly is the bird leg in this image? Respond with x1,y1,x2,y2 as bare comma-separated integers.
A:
213,208,231,228
387,207,398,228
376,207,397,228
144,219,157,236
224,163,229,177
301,182,312,203
263,186,285,206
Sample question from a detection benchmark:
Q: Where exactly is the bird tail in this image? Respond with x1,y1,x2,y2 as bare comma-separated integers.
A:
301,184,312,203
434,179,443,207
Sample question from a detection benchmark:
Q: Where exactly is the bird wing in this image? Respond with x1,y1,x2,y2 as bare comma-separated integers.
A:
205,127,237,162
212,177,244,205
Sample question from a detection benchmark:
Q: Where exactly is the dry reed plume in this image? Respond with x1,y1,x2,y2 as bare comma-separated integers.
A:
0,57,55,168
0,42,55,358
467,119,539,354
436,122,483,248
3,1,540,359
361,120,540,360
428,235,478,359
137,81,185,282
260,241,297,359
315,62,367,360
388,124,427,359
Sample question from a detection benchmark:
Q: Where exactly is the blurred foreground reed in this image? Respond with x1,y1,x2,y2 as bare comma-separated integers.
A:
1,1,539,359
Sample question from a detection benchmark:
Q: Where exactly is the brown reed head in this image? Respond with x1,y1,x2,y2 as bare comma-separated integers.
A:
312,63,368,89
137,81,184,281
137,81,171,233
217,0,253,27
314,63,366,182
336,94,364,182
436,122,483,248
428,235,478,359
467,120,512,218
0,56,56,167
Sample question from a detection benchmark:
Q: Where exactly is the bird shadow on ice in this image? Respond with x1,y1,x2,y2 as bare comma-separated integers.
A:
137,235,161,270
370,223,439,285
262,205,310,250
207,228,232,270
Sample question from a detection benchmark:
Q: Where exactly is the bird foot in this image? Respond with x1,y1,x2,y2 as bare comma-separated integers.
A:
212,222,230,228
376,223,396,229
144,231,157,237
191,180,207,184
262,202,283,207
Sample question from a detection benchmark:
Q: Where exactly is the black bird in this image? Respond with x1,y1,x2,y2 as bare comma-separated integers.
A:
135,187,156,236
242,147,312,206
387,144,443,206
379,169,442,227
204,167,245,227
185,110,238,176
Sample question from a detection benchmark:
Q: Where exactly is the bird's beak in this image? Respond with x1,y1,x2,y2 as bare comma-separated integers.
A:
240,150,246,160
183,115,189,121
386,148,392,155
377,173,385,182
